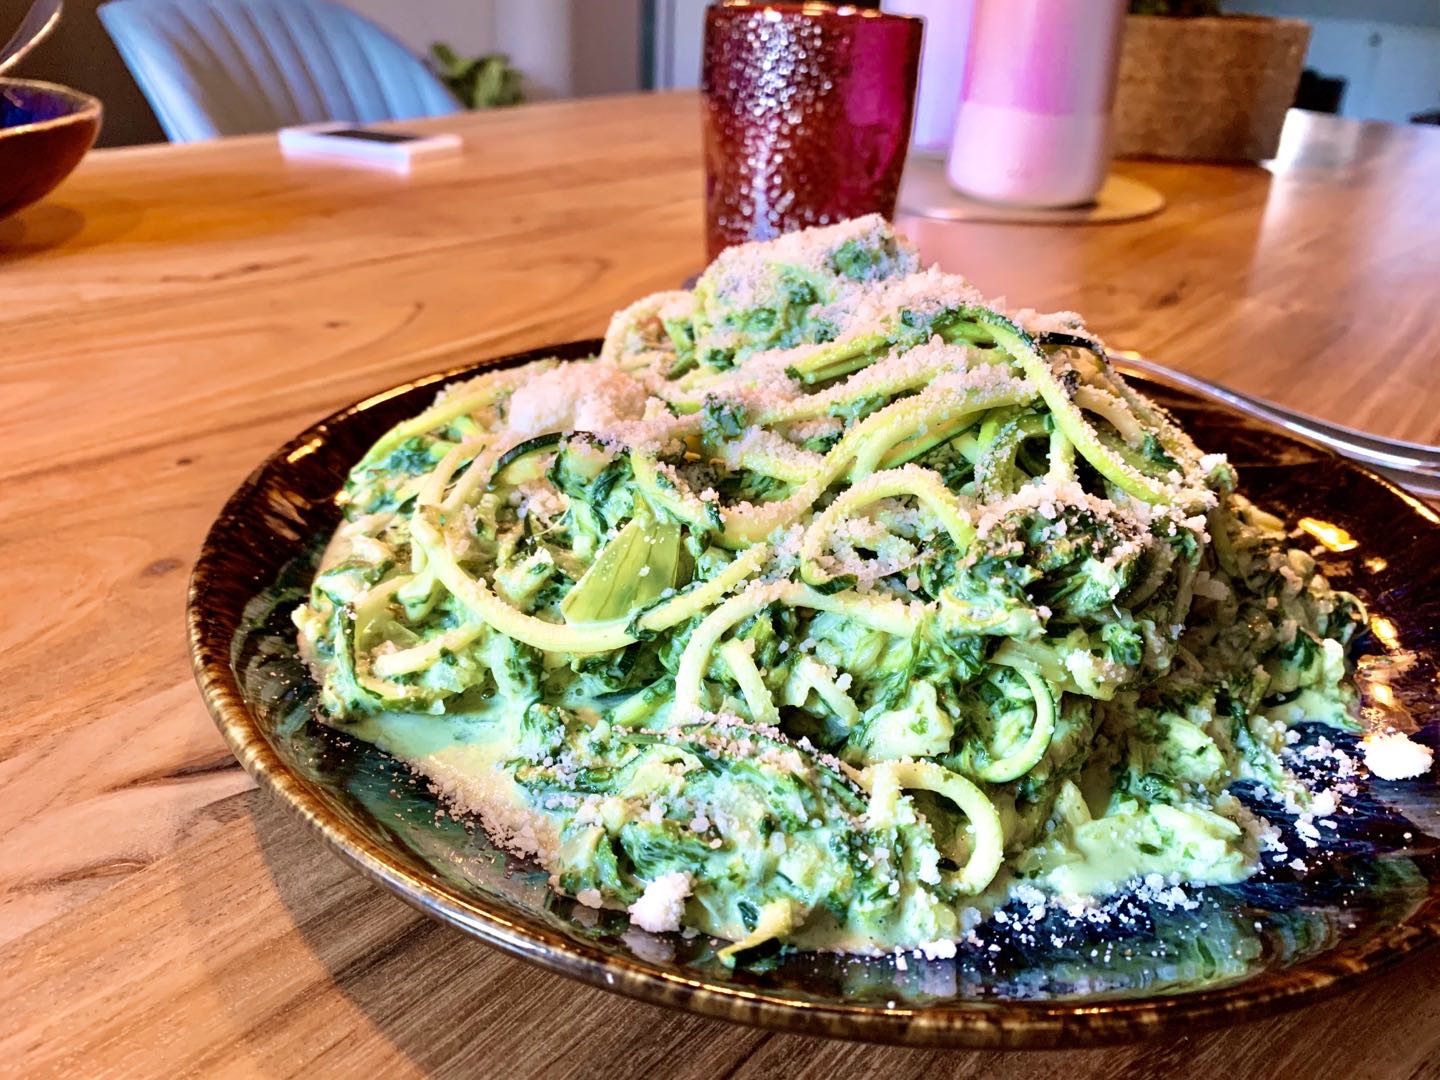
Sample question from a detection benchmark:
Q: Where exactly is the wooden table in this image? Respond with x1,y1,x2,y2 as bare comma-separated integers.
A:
4,93,1439,1079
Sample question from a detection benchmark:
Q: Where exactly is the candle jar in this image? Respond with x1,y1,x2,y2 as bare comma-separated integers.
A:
702,2,923,260
947,0,1126,208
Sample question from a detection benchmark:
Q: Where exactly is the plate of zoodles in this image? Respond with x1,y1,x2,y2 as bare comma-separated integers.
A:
190,218,1440,1046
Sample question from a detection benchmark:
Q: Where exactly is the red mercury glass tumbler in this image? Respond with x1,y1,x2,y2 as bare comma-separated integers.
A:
701,2,923,260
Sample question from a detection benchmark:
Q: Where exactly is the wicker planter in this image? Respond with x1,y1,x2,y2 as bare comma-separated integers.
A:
1112,14,1310,162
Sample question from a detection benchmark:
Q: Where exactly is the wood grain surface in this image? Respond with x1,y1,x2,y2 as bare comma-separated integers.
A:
3,93,1439,1078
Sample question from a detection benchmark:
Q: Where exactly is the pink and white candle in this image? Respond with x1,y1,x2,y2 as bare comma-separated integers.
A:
947,0,1127,207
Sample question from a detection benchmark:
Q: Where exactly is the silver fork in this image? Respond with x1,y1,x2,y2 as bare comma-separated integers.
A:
1109,350,1440,500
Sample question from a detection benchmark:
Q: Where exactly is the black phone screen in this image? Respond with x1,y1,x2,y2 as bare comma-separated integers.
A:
322,129,423,143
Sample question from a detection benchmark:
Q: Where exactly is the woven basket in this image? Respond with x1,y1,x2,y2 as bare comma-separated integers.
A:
1112,15,1310,162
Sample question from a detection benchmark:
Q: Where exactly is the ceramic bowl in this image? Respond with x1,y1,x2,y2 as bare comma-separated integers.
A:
0,78,102,221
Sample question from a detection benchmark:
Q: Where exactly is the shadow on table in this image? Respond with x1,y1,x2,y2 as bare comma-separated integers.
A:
236,792,1440,1079
0,196,150,260
0,203,87,257
242,792,767,1077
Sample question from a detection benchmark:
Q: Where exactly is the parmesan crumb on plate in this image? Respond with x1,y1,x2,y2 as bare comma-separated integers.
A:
916,939,958,961
1362,731,1434,781
627,871,694,933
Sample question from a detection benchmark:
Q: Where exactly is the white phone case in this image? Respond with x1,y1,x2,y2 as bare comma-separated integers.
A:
277,123,462,171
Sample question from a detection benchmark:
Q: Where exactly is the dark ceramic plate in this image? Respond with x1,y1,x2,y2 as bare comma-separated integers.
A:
189,340,1440,1048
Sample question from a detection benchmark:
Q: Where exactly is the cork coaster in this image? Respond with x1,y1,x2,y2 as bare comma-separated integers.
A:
897,152,1166,225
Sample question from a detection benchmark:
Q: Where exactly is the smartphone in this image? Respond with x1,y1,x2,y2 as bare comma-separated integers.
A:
277,123,462,170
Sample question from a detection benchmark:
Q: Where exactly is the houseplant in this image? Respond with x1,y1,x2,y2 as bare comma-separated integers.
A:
1111,1,1310,161
430,44,524,110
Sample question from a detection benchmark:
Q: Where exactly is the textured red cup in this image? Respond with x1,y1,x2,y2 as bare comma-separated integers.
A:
701,2,923,260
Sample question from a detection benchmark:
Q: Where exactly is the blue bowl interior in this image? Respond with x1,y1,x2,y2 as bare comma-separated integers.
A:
1,83,88,129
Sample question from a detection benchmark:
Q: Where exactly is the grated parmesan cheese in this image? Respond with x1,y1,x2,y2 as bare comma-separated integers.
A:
1362,731,1434,781
504,360,650,438
627,871,694,933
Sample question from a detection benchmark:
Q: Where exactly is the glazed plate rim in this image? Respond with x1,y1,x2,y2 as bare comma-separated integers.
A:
187,338,1440,1048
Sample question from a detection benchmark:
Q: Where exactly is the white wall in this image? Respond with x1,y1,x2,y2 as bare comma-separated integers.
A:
1231,0,1440,122
650,0,708,90
1229,0,1440,25
571,1,645,97
345,0,640,100
343,0,498,57
649,0,1440,124
1306,18,1440,121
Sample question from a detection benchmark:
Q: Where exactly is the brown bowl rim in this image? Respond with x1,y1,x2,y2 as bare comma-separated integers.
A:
187,341,1440,1048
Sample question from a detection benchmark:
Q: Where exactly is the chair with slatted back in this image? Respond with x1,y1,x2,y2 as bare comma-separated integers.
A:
98,0,460,143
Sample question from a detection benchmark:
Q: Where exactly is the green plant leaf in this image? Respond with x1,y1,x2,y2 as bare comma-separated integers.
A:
429,43,526,109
